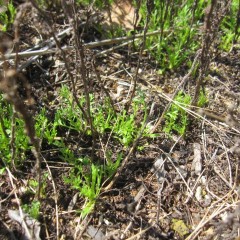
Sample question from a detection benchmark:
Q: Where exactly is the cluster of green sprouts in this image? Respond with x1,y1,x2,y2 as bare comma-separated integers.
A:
0,86,207,216
0,85,154,216
163,90,208,136
139,0,239,72
219,0,239,51
0,0,16,31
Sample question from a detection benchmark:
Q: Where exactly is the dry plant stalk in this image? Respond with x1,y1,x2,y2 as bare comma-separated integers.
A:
193,0,232,105
0,70,42,199
0,2,43,199
29,0,93,144
61,0,97,159
126,0,154,110
151,49,202,133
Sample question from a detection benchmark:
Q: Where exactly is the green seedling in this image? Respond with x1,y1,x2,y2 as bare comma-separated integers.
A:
54,85,154,147
0,0,16,31
1,82,155,218
105,151,122,178
92,97,115,134
0,97,12,167
139,0,206,73
164,91,191,136
197,89,208,107
0,95,29,167
64,157,103,217
55,85,85,132
29,179,39,190
27,172,48,198
219,0,239,51
164,90,208,136
22,200,41,219
113,90,153,146
64,150,123,217
113,109,137,146
35,108,56,144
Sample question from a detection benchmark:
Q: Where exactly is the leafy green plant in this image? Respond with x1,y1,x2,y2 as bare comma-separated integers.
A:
113,108,137,146
163,91,191,136
55,85,85,132
0,98,12,167
53,85,153,147
113,90,152,146
91,91,141,146
219,0,239,51
51,84,156,216
27,172,48,198
22,177,44,219
22,200,41,219
64,150,123,217
197,89,208,107
92,97,115,134
1,83,154,217
29,179,39,190
64,157,103,216
163,90,208,136
139,0,206,73
138,0,238,71
0,0,16,31
105,151,122,178
0,95,29,167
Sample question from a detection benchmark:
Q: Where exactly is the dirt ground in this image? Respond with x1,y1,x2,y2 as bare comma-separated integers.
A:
0,2,240,240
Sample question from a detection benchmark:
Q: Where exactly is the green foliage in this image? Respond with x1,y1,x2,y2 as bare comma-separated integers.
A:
35,108,57,145
38,84,153,216
139,0,206,73
105,151,122,178
29,179,39,189
0,99,12,166
64,151,123,217
113,108,137,146
56,85,154,215
27,173,48,198
0,167,5,174
56,85,85,132
163,90,208,136
64,157,103,217
197,90,208,107
22,200,41,219
53,86,153,147
92,97,115,134
219,0,239,51
22,176,45,219
0,95,29,167
0,0,16,31
164,91,191,136
54,85,156,215
113,90,152,146
1,83,154,216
